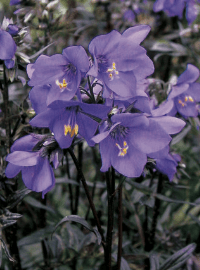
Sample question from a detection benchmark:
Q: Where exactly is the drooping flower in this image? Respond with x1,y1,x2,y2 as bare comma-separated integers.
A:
153,0,200,24
167,64,200,118
10,0,21,5
5,134,62,197
87,25,154,100
30,100,111,149
92,113,176,177
28,46,90,105
123,9,135,22
0,18,17,69
148,146,181,181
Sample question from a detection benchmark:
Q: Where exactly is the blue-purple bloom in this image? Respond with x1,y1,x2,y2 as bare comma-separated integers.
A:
0,21,17,69
167,64,200,118
148,146,181,181
5,134,62,197
10,0,21,5
30,100,111,149
87,25,154,100
28,46,90,105
123,10,135,22
153,0,200,24
92,113,178,177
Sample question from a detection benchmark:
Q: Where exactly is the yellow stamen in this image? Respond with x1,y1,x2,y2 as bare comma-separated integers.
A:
107,62,119,80
56,79,68,89
178,100,185,107
116,141,129,157
184,95,194,102
64,125,72,136
74,124,79,135
64,124,79,137
188,96,194,102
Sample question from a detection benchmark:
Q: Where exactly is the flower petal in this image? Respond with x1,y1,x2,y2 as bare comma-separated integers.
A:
177,64,199,85
0,30,16,60
152,116,186,134
5,163,22,178
6,151,39,166
130,118,171,153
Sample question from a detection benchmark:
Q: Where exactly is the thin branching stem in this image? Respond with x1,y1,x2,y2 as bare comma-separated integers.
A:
105,168,115,270
87,76,96,103
67,148,106,247
117,186,122,270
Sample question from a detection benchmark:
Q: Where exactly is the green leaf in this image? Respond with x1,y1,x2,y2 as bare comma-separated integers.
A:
150,253,160,270
112,254,131,270
125,179,153,195
53,215,102,245
171,125,191,145
159,243,196,270
7,188,32,209
0,237,15,263
0,209,22,229
23,196,55,214
153,193,198,206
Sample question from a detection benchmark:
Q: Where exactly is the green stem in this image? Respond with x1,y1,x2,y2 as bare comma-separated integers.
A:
87,76,96,103
149,173,163,250
2,64,11,153
105,169,115,270
74,143,83,215
117,186,122,270
67,148,106,247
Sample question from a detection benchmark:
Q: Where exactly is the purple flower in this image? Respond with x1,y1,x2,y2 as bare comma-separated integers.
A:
7,24,19,36
10,0,21,5
92,113,173,177
0,27,16,69
5,134,62,197
148,146,181,181
123,10,135,22
30,100,111,149
167,64,200,118
153,0,199,24
28,46,90,105
87,25,154,100
29,85,50,114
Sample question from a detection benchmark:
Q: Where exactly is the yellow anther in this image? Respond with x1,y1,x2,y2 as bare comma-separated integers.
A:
74,124,79,135
64,125,72,136
64,124,79,137
178,100,185,107
188,96,194,102
107,62,119,80
116,141,129,157
70,124,79,137
56,79,68,90
184,95,194,102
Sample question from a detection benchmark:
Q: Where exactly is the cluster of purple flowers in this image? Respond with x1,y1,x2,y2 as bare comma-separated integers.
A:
153,0,200,24
6,24,200,196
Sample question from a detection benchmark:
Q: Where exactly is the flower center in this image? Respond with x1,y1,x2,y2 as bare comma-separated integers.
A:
110,124,129,139
56,79,68,92
178,95,194,107
107,62,119,80
64,124,79,138
116,141,128,157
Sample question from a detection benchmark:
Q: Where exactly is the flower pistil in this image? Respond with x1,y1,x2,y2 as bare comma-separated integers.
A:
107,62,119,80
116,141,129,157
56,79,68,91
